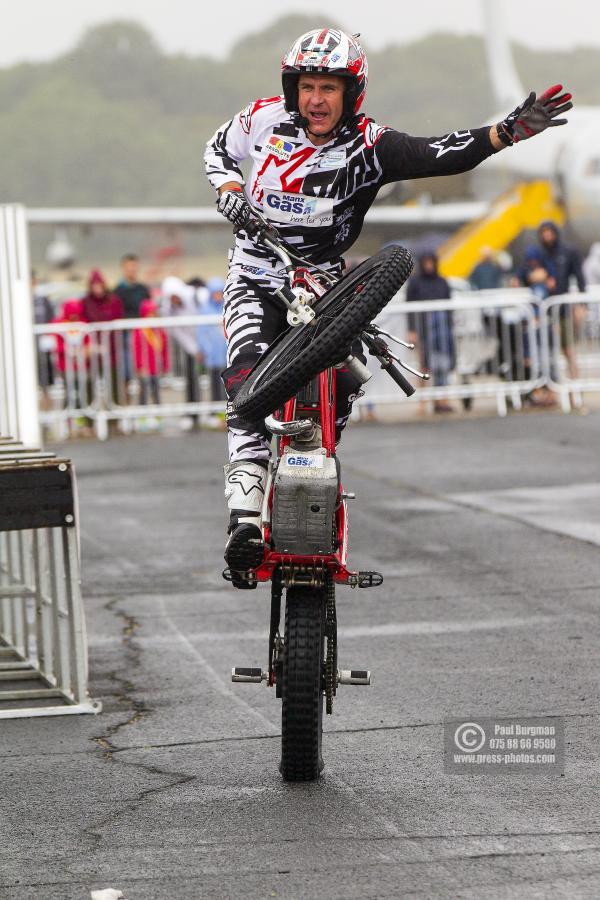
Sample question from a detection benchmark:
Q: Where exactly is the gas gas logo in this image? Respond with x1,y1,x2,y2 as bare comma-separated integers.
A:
287,455,317,467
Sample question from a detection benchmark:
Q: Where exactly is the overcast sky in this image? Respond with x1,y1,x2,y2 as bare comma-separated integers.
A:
3,0,600,66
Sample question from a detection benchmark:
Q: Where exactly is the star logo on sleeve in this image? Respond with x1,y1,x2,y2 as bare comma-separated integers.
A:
428,131,474,158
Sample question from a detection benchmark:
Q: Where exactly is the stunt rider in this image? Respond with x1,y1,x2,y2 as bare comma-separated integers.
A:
204,27,572,587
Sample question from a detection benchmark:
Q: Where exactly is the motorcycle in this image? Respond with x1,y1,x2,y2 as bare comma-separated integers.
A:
226,213,425,780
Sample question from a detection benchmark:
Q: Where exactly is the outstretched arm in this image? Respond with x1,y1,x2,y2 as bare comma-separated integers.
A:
495,85,573,146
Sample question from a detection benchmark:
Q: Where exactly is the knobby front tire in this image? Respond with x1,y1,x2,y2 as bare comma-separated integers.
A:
231,245,414,422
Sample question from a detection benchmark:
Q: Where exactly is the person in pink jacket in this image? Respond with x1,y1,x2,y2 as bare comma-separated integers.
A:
133,299,169,405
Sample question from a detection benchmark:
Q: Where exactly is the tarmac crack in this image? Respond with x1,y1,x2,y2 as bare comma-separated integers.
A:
82,759,196,847
91,598,149,760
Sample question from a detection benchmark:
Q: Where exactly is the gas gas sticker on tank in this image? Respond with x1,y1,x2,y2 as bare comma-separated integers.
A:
284,454,325,469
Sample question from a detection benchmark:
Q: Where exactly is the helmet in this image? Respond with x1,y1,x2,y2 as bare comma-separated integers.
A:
281,28,368,122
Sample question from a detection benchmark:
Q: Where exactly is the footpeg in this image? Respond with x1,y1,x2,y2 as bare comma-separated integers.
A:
231,667,266,683
338,669,371,686
358,571,383,588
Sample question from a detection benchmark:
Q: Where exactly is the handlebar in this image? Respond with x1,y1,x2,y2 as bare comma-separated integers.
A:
377,358,416,397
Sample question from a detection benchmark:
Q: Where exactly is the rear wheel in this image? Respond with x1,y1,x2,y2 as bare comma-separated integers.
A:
232,246,414,422
281,586,326,781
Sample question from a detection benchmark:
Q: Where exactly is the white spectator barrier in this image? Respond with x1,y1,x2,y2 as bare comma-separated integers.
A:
33,290,597,436
366,289,543,416
542,289,600,411
0,205,40,445
34,314,225,440
0,438,101,718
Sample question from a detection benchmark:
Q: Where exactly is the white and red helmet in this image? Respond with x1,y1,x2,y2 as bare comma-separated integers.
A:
281,28,368,120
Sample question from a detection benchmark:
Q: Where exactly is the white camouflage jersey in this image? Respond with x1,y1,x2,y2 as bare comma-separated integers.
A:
205,96,498,271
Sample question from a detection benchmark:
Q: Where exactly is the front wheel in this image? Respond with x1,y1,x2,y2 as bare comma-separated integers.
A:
232,245,414,422
281,586,326,781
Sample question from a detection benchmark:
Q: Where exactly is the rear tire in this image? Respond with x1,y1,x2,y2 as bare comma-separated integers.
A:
232,246,414,422
281,586,326,781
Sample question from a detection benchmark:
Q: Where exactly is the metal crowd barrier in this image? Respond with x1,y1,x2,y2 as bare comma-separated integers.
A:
34,313,225,440
33,291,599,436
542,289,600,411
0,437,100,718
368,289,543,415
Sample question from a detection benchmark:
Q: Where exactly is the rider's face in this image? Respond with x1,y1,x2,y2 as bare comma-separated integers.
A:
298,74,345,138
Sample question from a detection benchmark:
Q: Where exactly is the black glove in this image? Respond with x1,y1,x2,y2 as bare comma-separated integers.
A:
497,84,573,145
217,189,253,229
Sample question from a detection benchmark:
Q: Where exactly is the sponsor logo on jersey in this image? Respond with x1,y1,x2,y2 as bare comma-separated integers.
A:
267,135,295,161
286,454,324,468
319,149,346,169
264,190,334,227
428,131,474,158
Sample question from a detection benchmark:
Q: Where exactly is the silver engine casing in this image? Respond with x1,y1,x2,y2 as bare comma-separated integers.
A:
271,447,339,555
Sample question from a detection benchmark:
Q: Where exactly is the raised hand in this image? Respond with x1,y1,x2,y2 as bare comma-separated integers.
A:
498,85,573,144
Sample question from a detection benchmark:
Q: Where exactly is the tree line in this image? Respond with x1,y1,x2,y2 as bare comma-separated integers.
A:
1,15,597,206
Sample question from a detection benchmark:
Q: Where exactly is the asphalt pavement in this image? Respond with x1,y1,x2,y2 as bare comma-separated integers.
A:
2,411,600,899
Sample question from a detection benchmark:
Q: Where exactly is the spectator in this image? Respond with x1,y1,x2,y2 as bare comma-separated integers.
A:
196,277,228,405
52,299,91,375
518,248,557,407
161,276,201,426
31,271,55,408
406,252,455,413
469,246,503,291
52,299,93,432
82,269,124,324
133,299,169,406
583,242,600,286
82,269,125,411
517,221,586,380
113,253,151,383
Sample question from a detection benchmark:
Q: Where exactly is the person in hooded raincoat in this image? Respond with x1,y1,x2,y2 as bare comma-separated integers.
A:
406,252,455,412
81,269,125,411
161,276,201,421
52,298,94,429
196,277,228,404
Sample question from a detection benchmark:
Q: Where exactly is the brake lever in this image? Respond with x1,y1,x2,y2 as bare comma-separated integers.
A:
366,324,414,351
362,331,429,381
385,348,429,380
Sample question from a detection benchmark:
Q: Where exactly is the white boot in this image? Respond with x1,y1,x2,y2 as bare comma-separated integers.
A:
223,460,267,587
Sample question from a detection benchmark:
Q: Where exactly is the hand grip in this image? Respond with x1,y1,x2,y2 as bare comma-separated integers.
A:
381,359,415,397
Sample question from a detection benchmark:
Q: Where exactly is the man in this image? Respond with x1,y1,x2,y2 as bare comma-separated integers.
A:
114,253,151,318
204,27,572,584
406,252,455,413
113,253,151,383
469,246,504,291
517,221,586,380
